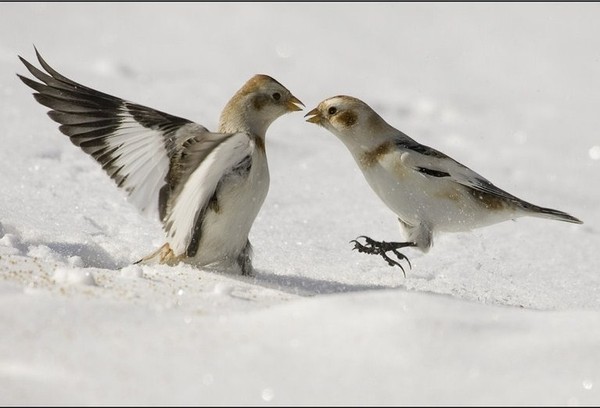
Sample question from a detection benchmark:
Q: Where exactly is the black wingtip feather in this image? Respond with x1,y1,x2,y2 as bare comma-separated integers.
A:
33,93,103,113
35,47,77,86
19,55,53,86
17,73,43,93
20,49,124,105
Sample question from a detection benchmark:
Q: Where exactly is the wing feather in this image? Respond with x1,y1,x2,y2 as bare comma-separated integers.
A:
395,138,523,203
18,49,211,217
163,133,254,256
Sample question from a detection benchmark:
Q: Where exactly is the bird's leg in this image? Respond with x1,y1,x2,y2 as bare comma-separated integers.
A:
350,235,416,276
237,240,255,276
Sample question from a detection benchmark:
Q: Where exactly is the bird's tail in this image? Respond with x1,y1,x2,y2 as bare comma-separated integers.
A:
520,202,583,224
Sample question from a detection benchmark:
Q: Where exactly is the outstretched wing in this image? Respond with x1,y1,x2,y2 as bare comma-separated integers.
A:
17,48,207,217
395,138,524,203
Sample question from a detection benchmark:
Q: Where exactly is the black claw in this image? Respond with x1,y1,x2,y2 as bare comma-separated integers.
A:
349,235,414,276
379,251,407,277
391,248,412,270
350,236,380,255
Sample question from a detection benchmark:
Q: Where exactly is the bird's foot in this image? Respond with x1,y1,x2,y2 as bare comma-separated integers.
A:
134,243,179,265
350,235,416,277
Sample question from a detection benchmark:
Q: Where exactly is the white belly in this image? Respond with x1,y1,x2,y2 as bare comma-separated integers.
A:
188,150,270,267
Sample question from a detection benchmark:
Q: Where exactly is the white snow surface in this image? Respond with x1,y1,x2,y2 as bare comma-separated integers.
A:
1,3,599,405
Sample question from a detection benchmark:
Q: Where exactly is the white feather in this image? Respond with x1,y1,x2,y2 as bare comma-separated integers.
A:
102,119,170,216
164,133,254,255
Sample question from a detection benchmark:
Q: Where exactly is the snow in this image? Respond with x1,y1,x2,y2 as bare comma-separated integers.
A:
1,2,599,405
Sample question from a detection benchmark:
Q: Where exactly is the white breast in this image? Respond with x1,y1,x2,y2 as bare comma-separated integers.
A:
188,147,270,267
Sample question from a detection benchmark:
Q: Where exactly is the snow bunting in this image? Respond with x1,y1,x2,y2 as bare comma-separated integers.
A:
18,48,303,275
305,95,582,274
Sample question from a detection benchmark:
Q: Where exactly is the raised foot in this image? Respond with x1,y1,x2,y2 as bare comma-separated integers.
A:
350,235,416,277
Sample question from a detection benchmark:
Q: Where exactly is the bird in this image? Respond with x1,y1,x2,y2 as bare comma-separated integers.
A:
305,95,582,275
18,48,304,276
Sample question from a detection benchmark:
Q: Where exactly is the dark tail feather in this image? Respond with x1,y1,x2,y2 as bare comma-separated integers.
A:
522,202,583,224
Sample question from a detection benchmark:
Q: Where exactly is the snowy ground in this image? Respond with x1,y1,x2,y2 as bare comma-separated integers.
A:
1,3,599,405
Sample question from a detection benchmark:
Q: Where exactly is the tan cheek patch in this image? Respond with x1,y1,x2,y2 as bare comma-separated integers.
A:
252,94,270,110
334,111,357,128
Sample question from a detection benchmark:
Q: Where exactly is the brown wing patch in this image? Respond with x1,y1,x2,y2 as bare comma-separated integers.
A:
466,188,511,211
435,188,462,202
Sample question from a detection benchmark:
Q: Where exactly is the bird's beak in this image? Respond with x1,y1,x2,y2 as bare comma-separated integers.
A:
304,107,323,125
286,95,304,112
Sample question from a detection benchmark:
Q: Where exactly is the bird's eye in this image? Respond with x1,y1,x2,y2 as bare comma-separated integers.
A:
328,107,337,115
272,92,281,101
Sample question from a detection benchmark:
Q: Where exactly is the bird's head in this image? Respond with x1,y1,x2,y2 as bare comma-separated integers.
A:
219,74,303,135
305,95,393,147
